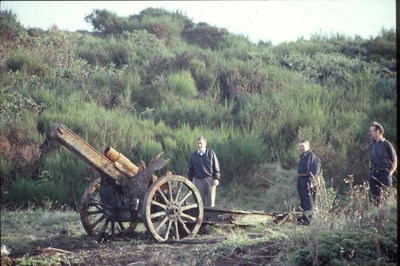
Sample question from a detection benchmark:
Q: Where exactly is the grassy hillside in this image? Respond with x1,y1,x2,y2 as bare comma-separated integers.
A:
0,8,397,265
0,8,396,209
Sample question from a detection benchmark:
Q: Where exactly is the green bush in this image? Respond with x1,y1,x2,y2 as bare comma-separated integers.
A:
0,157,13,190
166,70,197,97
181,23,228,49
75,35,134,67
157,97,230,129
40,149,89,204
136,138,163,163
189,58,216,92
159,124,201,175
6,49,47,76
5,178,39,206
0,90,45,119
0,9,25,39
5,173,80,207
362,37,396,61
84,9,128,34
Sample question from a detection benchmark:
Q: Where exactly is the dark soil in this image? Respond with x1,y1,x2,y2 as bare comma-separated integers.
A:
1,229,286,265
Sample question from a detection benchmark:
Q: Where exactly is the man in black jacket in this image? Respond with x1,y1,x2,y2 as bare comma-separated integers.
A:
297,139,321,219
368,121,397,205
188,136,220,207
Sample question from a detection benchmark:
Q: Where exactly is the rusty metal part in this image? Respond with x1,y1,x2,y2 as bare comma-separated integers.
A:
276,211,310,225
142,175,204,242
121,156,169,209
104,146,160,187
103,146,139,175
203,207,280,226
79,178,138,237
49,124,127,184
80,177,101,208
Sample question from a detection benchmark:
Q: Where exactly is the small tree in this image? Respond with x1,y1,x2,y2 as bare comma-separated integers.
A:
0,10,24,40
85,9,127,34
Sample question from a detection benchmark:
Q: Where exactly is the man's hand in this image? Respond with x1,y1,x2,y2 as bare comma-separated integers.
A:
213,179,219,186
309,177,317,189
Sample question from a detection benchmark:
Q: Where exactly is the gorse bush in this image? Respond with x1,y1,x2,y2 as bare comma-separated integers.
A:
75,30,173,73
84,7,190,39
85,9,128,34
158,96,230,128
166,70,197,97
6,49,47,77
0,10,24,38
188,57,217,92
181,23,228,49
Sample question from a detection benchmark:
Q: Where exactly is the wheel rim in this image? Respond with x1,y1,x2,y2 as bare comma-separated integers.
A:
80,201,107,236
143,175,204,242
80,178,105,236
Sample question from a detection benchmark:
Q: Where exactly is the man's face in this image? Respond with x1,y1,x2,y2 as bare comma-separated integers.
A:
299,142,309,154
369,126,379,140
196,139,206,150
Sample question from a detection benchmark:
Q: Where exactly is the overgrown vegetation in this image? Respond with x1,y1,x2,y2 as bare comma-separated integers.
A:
0,8,397,265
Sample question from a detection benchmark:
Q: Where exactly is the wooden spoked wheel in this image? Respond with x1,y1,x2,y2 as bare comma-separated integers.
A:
142,175,204,242
79,178,137,238
79,178,104,236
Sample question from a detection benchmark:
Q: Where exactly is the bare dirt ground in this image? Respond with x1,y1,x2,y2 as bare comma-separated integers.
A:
1,226,286,266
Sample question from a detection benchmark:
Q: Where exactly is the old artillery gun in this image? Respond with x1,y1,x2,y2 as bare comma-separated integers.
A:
49,124,282,243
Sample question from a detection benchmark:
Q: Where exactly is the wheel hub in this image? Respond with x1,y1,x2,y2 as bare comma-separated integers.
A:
166,202,180,219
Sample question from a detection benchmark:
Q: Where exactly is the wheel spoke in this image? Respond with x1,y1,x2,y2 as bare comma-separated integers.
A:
178,217,191,235
179,190,193,205
150,210,166,219
174,220,180,240
180,203,198,212
180,212,197,222
118,222,126,231
168,180,173,201
91,214,106,229
155,216,169,232
87,209,103,215
151,200,167,210
111,221,115,236
163,219,173,240
174,182,183,201
87,203,102,211
156,187,170,204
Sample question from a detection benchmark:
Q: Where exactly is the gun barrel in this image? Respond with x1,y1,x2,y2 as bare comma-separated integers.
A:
49,124,127,183
103,147,139,175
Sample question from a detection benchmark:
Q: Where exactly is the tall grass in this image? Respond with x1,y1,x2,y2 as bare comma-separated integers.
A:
158,96,231,129
282,175,397,265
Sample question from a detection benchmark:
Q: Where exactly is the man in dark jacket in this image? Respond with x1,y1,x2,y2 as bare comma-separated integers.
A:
368,121,397,205
297,139,321,218
188,136,220,207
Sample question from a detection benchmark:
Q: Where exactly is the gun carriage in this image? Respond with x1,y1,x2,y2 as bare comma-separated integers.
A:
49,124,281,243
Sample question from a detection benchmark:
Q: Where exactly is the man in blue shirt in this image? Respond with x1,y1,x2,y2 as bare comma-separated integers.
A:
297,139,321,223
188,136,220,207
368,121,397,205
